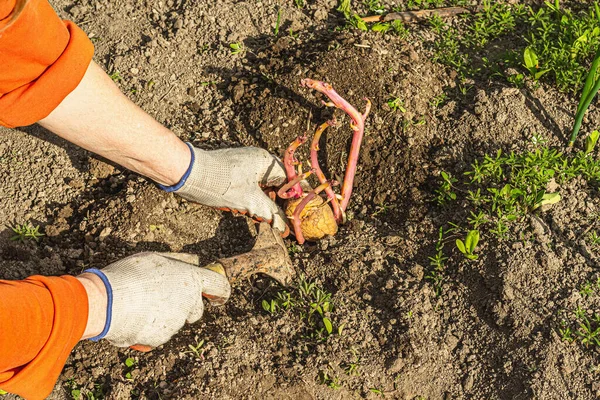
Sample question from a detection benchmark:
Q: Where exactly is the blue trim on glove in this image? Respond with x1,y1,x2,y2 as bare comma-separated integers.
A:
159,142,195,193
83,268,113,342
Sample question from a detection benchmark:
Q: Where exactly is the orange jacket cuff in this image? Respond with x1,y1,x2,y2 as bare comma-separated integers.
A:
0,276,88,400
0,0,94,128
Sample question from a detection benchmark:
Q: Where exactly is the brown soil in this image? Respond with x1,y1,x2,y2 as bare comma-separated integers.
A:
3,0,600,399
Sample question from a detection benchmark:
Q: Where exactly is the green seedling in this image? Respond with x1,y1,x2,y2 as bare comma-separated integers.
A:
364,0,385,14
10,223,44,242
109,71,122,82
295,0,305,8
350,14,368,31
371,22,390,34
66,381,105,400
229,42,244,55
262,276,337,340
429,93,447,108
580,281,595,297
274,6,282,36
405,0,444,9
588,231,600,246
559,324,575,343
424,1,599,96
369,388,384,396
124,357,137,380
456,230,480,260
391,20,410,39
531,192,561,210
0,389,6,395
318,369,341,390
531,133,547,146
337,0,351,16
570,49,600,146
576,314,600,347
506,73,524,87
343,350,361,376
289,28,299,39
426,226,447,297
585,130,600,154
434,171,457,205
184,339,205,358
372,202,393,217
386,96,406,112
288,243,302,256
467,211,487,229
523,47,550,80
262,290,294,313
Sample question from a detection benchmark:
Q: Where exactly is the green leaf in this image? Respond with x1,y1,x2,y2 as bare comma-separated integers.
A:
534,69,550,80
323,317,333,335
70,389,80,400
456,239,466,254
353,14,368,31
338,323,346,336
0,389,7,396
466,230,480,253
262,299,271,312
534,192,561,209
585,130,600,154
524,47,538,70
125,357,136,368
371,22,390,33
314,304,324,316
125,372,132,380
337,0,351,17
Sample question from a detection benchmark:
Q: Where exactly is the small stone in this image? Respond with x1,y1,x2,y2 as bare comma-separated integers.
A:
410,264,424,280
174,19,183,29
99,227,112,240
130,67,139,75
462,373,474,391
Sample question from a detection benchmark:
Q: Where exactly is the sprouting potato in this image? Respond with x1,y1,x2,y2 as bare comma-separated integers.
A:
284,195,338,242
277,79,370,244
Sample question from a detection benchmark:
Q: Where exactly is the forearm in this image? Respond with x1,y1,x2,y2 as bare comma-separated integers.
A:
0,276,89,399
38,61,190,186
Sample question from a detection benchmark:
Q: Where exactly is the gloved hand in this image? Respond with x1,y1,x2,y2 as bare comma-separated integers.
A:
160,144,288,233
84,252,230,348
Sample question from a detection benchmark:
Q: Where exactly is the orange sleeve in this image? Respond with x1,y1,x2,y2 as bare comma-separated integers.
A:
0,0,94,128
0,276,88,400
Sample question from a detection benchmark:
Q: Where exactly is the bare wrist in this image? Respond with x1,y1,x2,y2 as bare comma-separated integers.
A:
76,273,108,340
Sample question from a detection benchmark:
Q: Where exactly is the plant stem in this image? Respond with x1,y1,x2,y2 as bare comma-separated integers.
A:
278,170,313,199
283,135,307,197
310,120,343,222
301,79,371,212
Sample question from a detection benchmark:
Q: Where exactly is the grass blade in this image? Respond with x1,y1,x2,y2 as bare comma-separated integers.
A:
570,47,600,146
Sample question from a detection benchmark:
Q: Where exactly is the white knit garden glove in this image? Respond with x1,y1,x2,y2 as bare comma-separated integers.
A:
84,252,230,348
160,143,288,233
